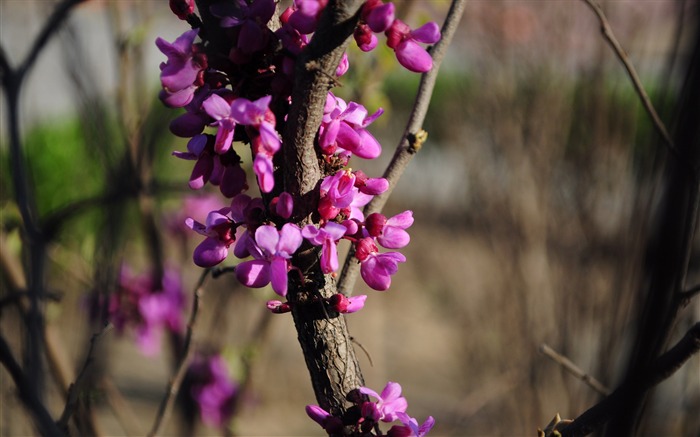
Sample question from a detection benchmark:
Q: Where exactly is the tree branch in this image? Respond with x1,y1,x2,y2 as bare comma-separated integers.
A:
539,343,610,396
147,269,209,437
56,324,112,431
337,0,467,295
0,334,64,437
560,322,700,437
580,0,678,159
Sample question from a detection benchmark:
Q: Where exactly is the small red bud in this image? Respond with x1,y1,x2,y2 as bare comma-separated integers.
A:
169,0,195,20
365,213,386,237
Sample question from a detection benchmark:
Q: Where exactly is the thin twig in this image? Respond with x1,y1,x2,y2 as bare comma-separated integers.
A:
560,322,700,437
147,269,209,437
539,343,610,396
57,324,113,430
580,0,678,158
337,0,467,295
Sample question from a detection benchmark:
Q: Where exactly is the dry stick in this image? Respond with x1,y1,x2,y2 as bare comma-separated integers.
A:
539,343,610,396
560,322,700,437
580,0,678,158
337,0,467,295
57,324,113,430
147,269,209,437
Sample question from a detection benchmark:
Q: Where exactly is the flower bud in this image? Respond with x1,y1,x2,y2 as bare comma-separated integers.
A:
169,0,195,20
355,237,377,261
365,213,387,237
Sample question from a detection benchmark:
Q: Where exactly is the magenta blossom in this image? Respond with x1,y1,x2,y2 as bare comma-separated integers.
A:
202,93,239,154
359,381,409,423
355,237,406,291
156,29,207,107
305,405,343,433
388,412,436,437
211,0,275,57
109,266,185,356
186,207,236,267
366,210,414,249
188,354,238,428
318,170,383,221
301,222,347,273
319,93,383,159
266,299,292,314
235,223,303,296
328,293,367,314
288,0,328,34
385,19,441,73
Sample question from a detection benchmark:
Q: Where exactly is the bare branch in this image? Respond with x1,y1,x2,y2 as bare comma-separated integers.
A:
147,269,209,437
539,343,610,396
57,324,113,431
560,322,700,437
337,0,467,295
580,0,678,158
0,334,63,437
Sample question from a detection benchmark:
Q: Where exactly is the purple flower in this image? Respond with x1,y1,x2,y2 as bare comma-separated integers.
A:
186,207,236,267
211,0,275,56
156,29,207,107
388,412,435,437
359,381,409,423
109,266,185,356
318,170,377,221
301,222,347,273
235,223,303,296
319,93,383,159
271,192,294,219
288,0,328,34
231,95,280,193
173,134,248,197
364,0,395,33
188,354,238,428
305,404,343,433
385,19,441,73
355,237,406,291
328,293,367,314
366,210,413,249
202,93,238,154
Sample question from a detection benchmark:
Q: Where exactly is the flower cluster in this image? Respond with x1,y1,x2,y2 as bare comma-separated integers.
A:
307,381,434,436
159,0,439,434
187,353,239,428
107,265,185,356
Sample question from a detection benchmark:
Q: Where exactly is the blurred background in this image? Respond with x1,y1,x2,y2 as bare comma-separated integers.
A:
1,0,699,435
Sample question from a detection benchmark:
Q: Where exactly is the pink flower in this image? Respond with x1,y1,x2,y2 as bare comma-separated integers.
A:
235,224,303,296
109,266,185,356
388,412,436,437
328,293,367,313
359,381,408,423
202,93,238,154
319,93,383,159
355,237,406,291
266,300,292,313
385,19,441,73
318,170,381,221
301,222,347,273
366,210,413,249
188,354,238,428
156,29,207,107
288,0,328,34
211,0,275,56
305,405,343,433
186,208,236,267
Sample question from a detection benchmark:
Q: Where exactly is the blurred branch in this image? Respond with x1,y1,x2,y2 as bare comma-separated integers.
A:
539,343,610,396
0,291,62,310
57,324,113,432
0,335,64,437
337,0,467,295
580,0,678,159
147,269,209,437
680,283,700,305
560,322,700,437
